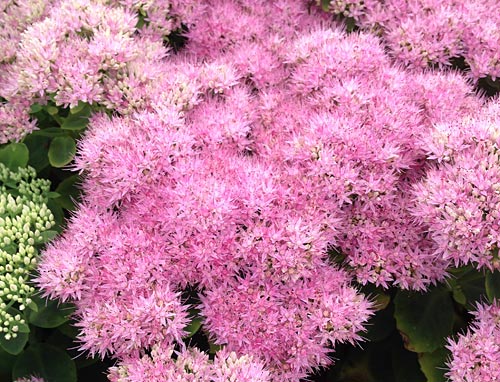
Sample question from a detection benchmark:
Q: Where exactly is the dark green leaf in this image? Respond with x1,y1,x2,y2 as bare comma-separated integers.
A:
46,105,59,115
24,135,50,172
35,230,59,245
48,136,76,167
392,343,426,382
29,104,43,113
419,348,449,382
394,287,454,353
485,270,500,303
0,347,15,380
57,322,79,339
364,304,396,342
450,267,486,308
61,104,91,130
47,191,61,199
31,127,69,137
0,143,29,170
12,343,77,382
55,174,81,210
69,101,88,115
27,296,74,328
184,317,203,338
451,286,467,306
0,331,28,355
47,198,64,231
321,0,331,11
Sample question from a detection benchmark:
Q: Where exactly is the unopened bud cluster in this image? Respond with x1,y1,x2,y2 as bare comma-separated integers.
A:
0,163,54,340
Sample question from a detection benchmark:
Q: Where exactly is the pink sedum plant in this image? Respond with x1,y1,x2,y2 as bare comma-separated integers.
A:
14,377,45,382
414,98,500,270
317,0,500,81
28,0,500,380
0,0,187,143
446,301,500,382
108,345,271,382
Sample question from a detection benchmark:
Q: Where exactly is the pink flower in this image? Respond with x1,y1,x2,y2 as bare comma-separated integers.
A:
446,301,500,382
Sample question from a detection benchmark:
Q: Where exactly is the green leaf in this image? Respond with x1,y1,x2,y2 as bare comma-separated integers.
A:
0,347,15,380
46,105,59,115
0,331,28,355
27,296,74,328
55,174,81,210
31,127,69,137
451,285,467,306
209,342,223,354
48,136,76,167
47,198,64,231
450,267,486,308
0,143,29,170
61,104,91,130
392,343,426,382
374,292,391,311
69,101,88,115
27,300,38,312
29,104,43,113
364,304,396,342
419,348,449,382
321,0,331,11
485,270,500,303
12,343,77,382
57,321,79,339
24,135,50,172
35,230,59,244
184,317,203,338
394,286,454,353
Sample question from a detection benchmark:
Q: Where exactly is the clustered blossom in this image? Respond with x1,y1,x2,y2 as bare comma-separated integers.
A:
0,0,188,143
25,0,500,381
0,164,55,341
446,301,500,382
14,376,45,382
317,0,500,80
0,0,51,64
414,98,500,270
108,346,271,382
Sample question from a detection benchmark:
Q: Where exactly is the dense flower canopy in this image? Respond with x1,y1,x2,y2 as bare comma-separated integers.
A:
0,0,495,381
318,0,500,80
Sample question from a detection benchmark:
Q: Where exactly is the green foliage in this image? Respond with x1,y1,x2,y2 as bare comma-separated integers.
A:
0,144,29,171
27,296,74,329
448,267,486,308
28,99,94,172
48,137,76,168
485,270,500,303
184,309,203,338
0,331,29,356
12,343,77,382
394,287,454,353
418,348,449,382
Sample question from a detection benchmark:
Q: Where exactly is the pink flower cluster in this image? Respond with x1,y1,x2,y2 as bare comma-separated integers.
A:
0,0,52,65
414,98,500,270
0,0,187,143
108,346,270,382
23,0,500,380
446,301,500,382
14,377,45,382
317,0,500,80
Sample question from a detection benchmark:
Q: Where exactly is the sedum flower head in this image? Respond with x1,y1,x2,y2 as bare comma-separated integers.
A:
0,163,54,341
108,344,271,382
14,376,45,382
446,301,500,382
